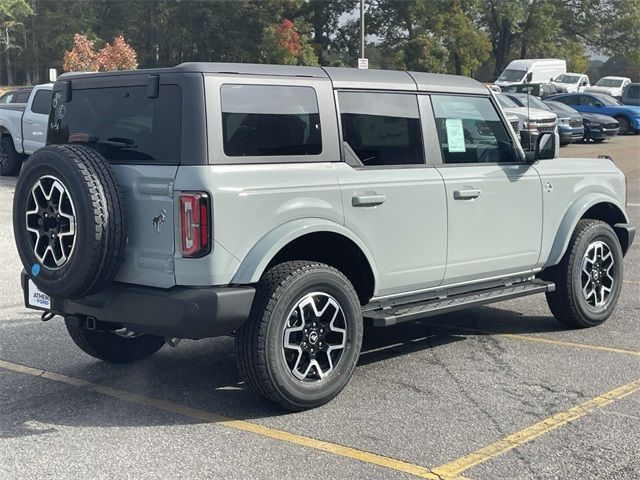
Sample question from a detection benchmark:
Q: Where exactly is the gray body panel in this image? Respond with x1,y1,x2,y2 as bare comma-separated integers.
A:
53,63,630,306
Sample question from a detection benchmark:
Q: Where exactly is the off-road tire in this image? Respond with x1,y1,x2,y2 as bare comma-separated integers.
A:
545,219,623,328
615,116,630,135
13,144,127,298
0,136,23,176
65,318,164,363
236,261,363,411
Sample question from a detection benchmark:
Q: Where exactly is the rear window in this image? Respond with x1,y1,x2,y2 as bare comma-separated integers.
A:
31,90,52,115
48,85,182,165
221,84,322,157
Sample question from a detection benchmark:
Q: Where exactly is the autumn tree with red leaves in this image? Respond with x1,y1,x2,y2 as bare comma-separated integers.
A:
260,19,318,66
62,34,138,72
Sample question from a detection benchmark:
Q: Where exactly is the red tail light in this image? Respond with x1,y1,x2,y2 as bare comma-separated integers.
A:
179,192,211,258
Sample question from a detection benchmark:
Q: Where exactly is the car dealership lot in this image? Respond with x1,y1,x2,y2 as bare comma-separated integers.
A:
1,135,639,480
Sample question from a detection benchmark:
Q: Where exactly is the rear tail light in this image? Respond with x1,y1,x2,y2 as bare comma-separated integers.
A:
179,192,211,258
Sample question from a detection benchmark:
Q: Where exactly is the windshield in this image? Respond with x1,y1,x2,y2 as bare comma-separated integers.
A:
554,74,581,84
497,69,526,82
545,101,577,114
595,78,624,87
496,94,519,109
511,95,549,110
596,94,623,106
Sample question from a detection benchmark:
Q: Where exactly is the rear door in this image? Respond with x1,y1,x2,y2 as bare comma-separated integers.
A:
47,75,205,288
22,87,52,154
430,94,543,285
333,90,447,298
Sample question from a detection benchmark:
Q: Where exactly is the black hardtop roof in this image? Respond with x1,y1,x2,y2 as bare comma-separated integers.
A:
57,62,489,94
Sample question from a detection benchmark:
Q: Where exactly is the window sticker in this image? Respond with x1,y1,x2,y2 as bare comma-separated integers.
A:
445,118,466,153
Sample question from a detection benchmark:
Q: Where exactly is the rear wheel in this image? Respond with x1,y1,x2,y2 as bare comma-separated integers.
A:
615,116,630,135
65,318,164,363
236,261,363,411
0,136,22,176
545,219,623,328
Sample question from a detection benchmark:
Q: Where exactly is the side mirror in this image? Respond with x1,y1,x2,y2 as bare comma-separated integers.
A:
525,72,533,83
581,81,588,86
535,132,556,160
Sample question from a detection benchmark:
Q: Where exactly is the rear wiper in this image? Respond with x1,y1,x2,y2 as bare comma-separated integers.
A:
69,134,137,149
97,139,138,149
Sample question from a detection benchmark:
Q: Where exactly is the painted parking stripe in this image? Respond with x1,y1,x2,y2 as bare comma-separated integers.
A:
0,358,461,480
429,323,640,358
626,203,640,207
431,378,640,477
623,280,640,285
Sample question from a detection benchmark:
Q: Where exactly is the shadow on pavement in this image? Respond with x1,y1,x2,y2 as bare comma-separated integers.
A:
0,305,562,438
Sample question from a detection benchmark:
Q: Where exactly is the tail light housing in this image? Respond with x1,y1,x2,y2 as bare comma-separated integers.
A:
179,192,211,258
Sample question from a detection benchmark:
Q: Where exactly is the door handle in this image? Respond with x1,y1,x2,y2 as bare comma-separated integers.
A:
24,119,33,125
352,194,386,207
454,189,482,200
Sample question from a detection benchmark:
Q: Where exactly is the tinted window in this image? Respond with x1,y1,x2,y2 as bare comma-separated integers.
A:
15,91,30,103
48,85,182,165
338,92,424,166
627,85,640,98
431,95,515,164
221,85,321,157
556,95,579,105
30,90,52,115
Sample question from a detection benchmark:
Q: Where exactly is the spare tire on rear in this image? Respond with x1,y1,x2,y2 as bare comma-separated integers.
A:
13,145,127,298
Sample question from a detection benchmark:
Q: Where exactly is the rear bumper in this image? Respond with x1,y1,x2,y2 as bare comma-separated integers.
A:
22,272,255,339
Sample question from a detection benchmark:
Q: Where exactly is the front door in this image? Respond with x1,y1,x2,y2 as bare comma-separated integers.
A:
430,94,543,285
333,91,447,298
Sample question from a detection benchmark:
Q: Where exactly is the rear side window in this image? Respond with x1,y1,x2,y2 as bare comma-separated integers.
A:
338,91,424,166
221,84,322,157
48,85,181,165
15,91,30,103
30,90,52,115
626,85,639,98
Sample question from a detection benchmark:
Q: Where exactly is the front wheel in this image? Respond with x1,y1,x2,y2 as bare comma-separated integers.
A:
615,116,631,135
236,261,363,411
545,219,623,328
0,136,22,176
65,318,165,363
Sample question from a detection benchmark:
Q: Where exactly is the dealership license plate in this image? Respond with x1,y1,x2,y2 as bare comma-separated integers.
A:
27,280,51,310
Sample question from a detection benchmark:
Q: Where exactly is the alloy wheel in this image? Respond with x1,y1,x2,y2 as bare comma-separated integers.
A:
25,175,77,269
282,292,347,382
580,240,615,309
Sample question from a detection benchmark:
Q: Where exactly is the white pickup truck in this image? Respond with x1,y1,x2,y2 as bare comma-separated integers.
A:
0,83,52,176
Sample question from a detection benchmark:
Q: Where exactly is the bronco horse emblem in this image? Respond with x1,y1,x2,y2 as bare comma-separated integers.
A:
152,209,167,233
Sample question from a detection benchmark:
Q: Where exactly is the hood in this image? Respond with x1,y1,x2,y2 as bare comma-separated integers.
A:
580,112,617,123
501,106,557,122
585,86,623,96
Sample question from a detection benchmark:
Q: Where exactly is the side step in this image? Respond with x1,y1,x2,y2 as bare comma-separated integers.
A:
364,279,555,327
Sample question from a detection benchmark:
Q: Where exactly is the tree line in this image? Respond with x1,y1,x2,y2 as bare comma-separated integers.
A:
0,0,638,86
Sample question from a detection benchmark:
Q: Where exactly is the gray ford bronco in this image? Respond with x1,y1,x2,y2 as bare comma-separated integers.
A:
13,63,635,411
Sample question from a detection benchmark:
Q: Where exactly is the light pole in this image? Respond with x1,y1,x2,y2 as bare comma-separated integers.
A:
358,0,368,69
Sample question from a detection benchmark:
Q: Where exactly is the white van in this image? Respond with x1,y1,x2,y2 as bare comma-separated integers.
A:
495,59,566,87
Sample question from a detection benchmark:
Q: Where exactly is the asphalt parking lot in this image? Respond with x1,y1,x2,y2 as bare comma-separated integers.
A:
1,135,639,480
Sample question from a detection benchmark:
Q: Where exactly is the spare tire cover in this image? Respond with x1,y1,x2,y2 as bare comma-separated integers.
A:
13,144,127,298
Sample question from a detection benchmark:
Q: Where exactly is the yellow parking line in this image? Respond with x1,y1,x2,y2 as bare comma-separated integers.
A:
429,323,640,358
623,280,640,285
0,358,459,480
431,378,640,477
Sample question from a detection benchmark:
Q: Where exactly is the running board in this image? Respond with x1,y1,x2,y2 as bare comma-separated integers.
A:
364,279,555,327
